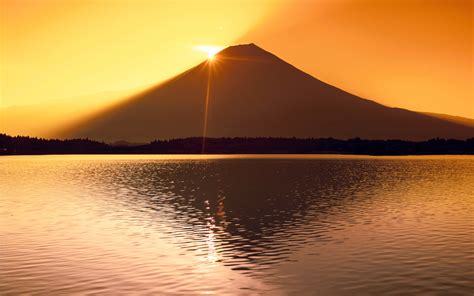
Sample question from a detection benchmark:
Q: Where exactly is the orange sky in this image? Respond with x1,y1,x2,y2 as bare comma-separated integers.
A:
242,0,473,118
1,0,473,127
0,0,274,105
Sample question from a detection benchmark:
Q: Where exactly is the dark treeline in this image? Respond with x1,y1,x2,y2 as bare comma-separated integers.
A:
1,134,474,155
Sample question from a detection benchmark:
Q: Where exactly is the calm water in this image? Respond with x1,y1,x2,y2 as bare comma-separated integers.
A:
1,155,473,295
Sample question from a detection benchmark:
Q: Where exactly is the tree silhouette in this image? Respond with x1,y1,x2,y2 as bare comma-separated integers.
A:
1,134,473,155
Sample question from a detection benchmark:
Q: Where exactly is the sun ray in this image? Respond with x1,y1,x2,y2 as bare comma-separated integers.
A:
201,61,212,153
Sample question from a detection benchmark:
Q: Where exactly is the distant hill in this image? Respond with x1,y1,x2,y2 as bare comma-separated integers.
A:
60,43,474,142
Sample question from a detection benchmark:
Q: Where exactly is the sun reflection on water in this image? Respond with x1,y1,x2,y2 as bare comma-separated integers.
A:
1,155,473,294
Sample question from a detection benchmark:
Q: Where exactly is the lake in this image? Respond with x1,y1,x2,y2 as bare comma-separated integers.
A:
1,155,473,295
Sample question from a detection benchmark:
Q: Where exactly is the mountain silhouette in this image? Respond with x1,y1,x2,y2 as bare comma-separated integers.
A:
61,43,474,142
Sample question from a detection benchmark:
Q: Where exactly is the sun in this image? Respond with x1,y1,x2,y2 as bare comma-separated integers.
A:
194,45,224,60
207,52,216,60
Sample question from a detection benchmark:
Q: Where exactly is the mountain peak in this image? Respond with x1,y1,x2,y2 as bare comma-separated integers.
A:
217,43,278,60
63,43,474,142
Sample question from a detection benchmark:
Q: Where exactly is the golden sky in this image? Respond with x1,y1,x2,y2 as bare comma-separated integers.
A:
1,0,473,125
1,0,276,106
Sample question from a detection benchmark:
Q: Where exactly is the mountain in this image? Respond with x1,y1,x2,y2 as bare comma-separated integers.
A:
60,43,474,142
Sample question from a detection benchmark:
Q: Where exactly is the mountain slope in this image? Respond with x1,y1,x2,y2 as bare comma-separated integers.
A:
61,43,474,142
422,112,474,128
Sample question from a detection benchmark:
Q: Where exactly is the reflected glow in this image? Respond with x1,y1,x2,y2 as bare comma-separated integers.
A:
1,155,473,294
205,216,219,264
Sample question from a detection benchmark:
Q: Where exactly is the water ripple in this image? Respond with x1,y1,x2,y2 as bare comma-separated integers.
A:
1,155,473,295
